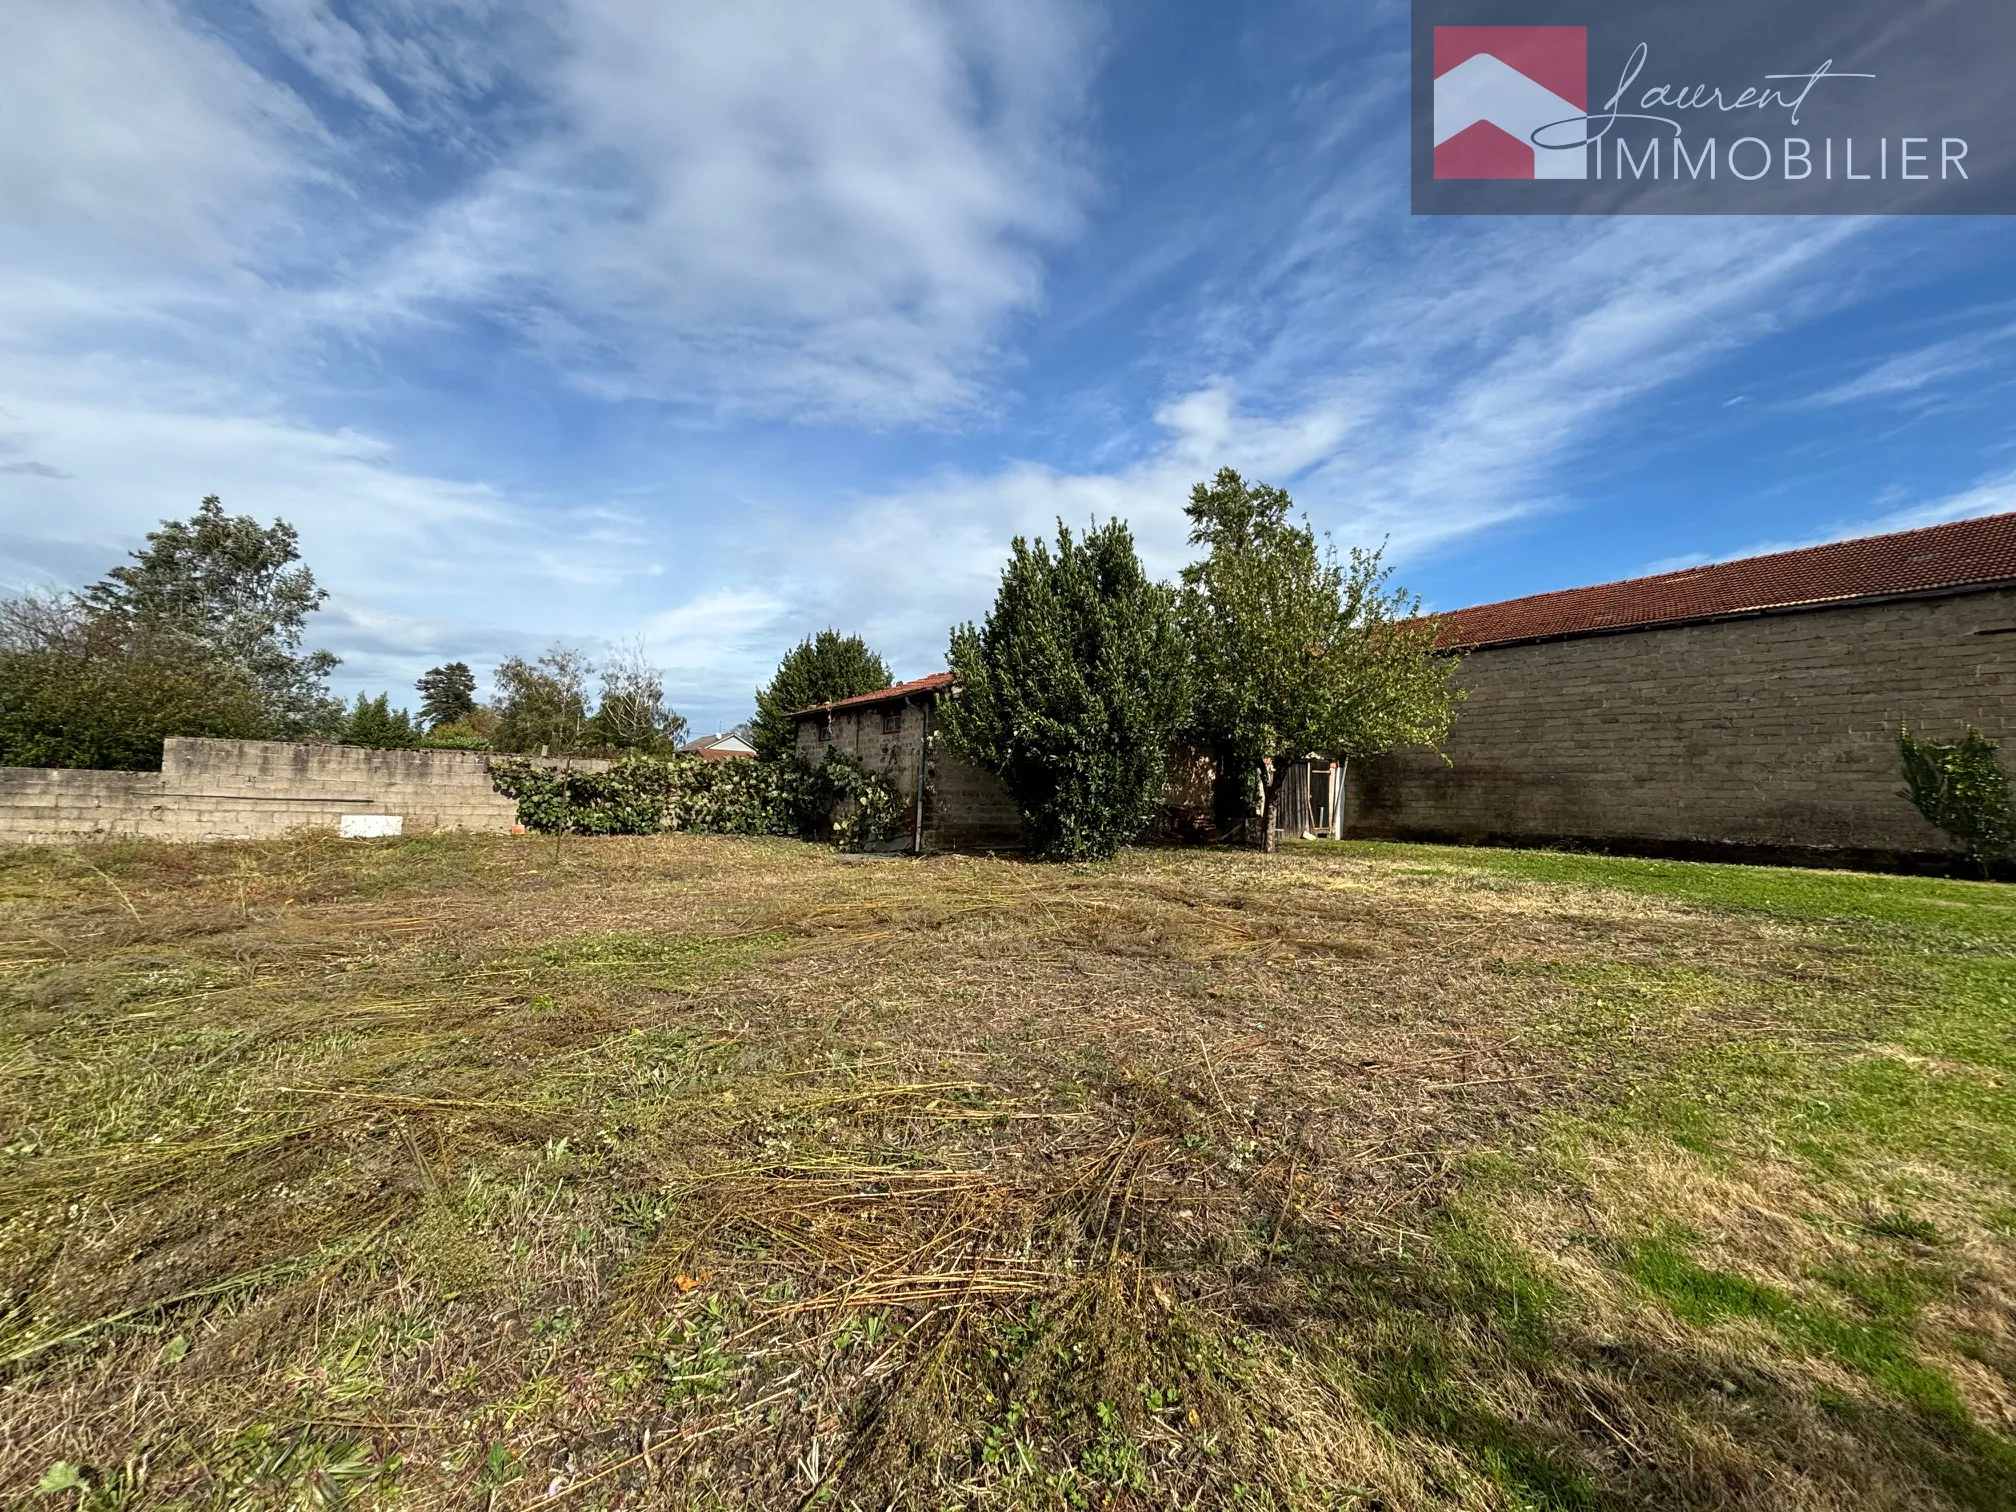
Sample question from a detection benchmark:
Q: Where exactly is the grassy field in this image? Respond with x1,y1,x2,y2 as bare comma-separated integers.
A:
2,832,2013,1510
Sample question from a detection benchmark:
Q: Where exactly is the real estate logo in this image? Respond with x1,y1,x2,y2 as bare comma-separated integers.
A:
1413,1,2016,214
1432,27,1586,180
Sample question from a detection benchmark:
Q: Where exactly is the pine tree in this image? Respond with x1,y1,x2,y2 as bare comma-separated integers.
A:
940,518,1189,860
340,693,421,749
416,662,479,729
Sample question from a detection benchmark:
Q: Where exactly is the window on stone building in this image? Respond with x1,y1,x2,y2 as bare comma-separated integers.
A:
880,703,903,734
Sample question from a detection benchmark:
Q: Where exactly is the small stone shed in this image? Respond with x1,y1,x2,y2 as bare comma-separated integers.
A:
793,673,1022,852
1349,512,2016,868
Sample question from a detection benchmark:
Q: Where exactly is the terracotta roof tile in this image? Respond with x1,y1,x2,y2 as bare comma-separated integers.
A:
795,671,953,717
1441,512,2016,651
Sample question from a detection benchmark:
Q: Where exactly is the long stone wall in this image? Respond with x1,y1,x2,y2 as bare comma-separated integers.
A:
1346,587,2016,865
0,739,607,847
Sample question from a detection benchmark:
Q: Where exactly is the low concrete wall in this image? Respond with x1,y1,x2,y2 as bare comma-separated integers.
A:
0,739,608,847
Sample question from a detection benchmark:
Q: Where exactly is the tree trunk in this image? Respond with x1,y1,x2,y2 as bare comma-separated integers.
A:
1260,764,1287,854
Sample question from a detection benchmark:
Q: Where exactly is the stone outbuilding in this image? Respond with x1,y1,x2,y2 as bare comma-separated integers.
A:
793,673,1022,852
1348,512,2016,869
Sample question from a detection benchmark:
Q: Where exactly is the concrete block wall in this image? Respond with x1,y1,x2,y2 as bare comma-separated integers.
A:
796,699,1022,850
1346,588,2016,863
0,739,609,847
0,767,168,845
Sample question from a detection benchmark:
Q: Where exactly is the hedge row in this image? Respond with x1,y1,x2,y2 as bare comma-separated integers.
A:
488,752,906,850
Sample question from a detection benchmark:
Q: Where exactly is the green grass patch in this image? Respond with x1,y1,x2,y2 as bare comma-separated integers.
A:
1345,841,2016,941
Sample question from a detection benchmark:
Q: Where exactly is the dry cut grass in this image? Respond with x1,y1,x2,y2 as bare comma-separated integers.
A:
0,830,2012,1510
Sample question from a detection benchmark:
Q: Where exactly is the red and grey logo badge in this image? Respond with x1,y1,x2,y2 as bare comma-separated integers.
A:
1433,26,1588,179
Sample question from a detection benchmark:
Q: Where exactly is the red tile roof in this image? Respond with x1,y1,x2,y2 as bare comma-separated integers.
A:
796,671,953,717
1441,512,2016,651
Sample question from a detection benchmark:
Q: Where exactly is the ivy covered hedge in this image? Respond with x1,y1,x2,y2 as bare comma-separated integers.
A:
489,752,906,851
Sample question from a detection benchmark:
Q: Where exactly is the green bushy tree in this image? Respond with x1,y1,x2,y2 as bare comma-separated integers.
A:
83,496,341,735
1179,468,1461,849
751,631,892,762
492,647,593,754
340,692,422,749
0,593,270,770
939,518,1190,860
585,640,688,753
421,707,499,751
416,662,478,729
1900,724,2015,874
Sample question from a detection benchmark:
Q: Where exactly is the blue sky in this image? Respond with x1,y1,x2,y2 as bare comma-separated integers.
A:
3,0,2013,735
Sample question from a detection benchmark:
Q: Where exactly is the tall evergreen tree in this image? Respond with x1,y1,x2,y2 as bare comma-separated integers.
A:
940,518,1190,860
340,693,422,749
1179,468,1461,849
751,631,892,761
416,662,479,729
84,496,340,735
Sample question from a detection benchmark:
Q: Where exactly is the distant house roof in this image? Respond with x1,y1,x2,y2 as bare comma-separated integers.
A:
677,732,756,759
794,671,954,718
1441,512,2016,651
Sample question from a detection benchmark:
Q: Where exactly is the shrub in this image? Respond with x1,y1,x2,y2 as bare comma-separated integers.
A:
421,720,492,751
810,751,909,850
0,593,270,770
941,519,1189,860
488,751,905,850
1899,724,2015,873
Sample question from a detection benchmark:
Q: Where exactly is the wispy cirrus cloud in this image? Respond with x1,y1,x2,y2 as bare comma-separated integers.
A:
1805,318,2016,407
288,0,1101,421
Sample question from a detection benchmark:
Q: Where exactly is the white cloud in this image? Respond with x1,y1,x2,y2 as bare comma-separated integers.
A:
0,0,1105,726
1863,467,2016,534
0,349,672,699
336,0,1099,421
0,0,308,263
0,1,1996,741
1806,319,2016,407
1627,465,2016,575
250,0,402,116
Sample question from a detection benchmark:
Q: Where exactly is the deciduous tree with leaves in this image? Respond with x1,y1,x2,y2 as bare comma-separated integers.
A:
751,631,892,762
83,496,341,735
940,518,1190,860
492,647,594,755
1178,468,1461,850
0,592,270,769
587,639,688,753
